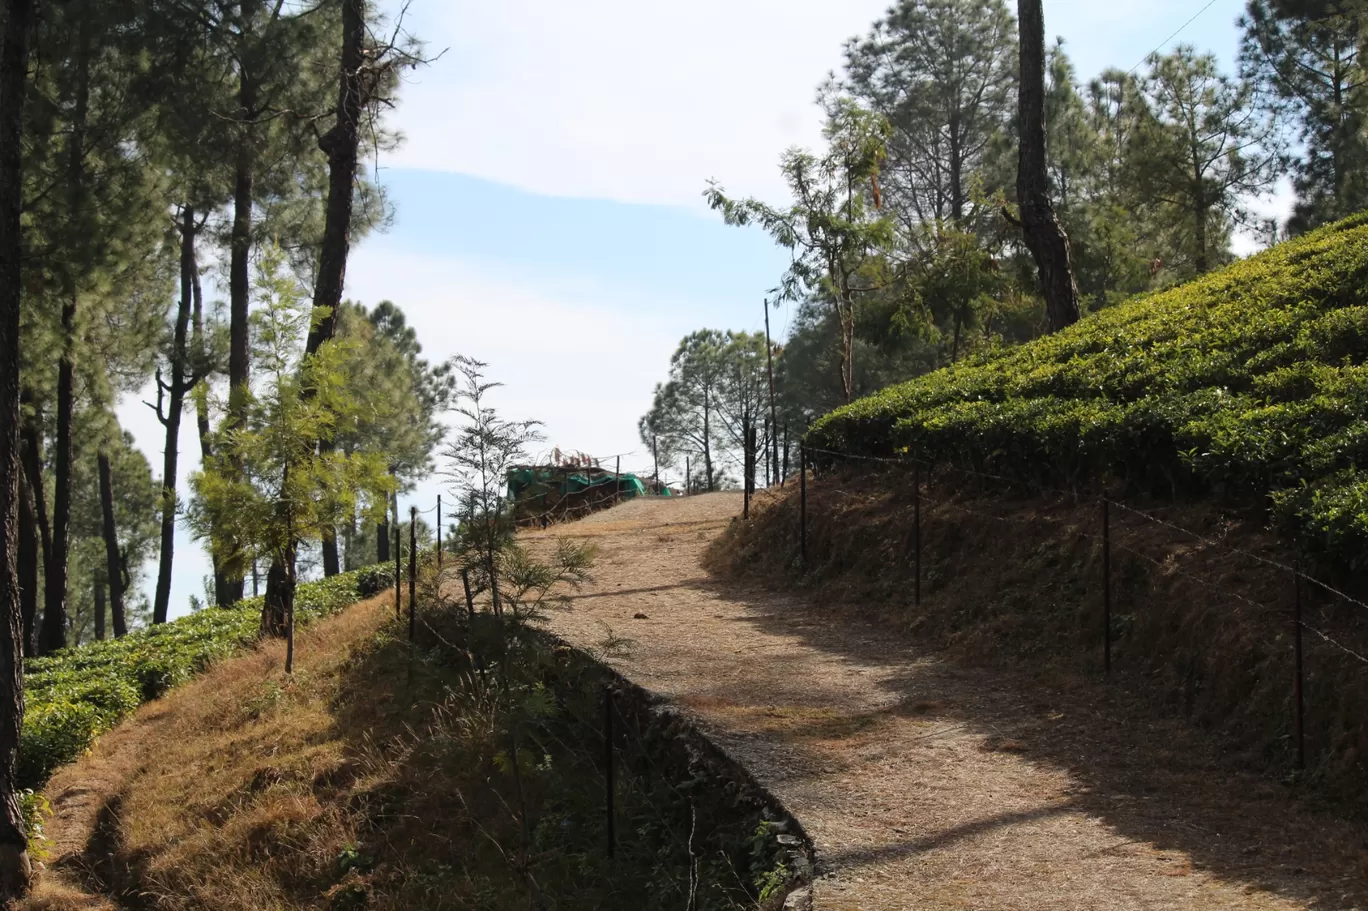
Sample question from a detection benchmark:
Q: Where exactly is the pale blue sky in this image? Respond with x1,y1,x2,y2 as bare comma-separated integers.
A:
118,0,1270,618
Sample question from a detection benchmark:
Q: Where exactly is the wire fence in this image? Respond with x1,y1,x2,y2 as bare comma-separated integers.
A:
775,442,1368,773
384,538,811,909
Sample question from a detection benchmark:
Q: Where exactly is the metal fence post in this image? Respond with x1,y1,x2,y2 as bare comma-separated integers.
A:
799,444,807,566
1102,497,1111,677
686,455,691,496
408,506,417,643
914,462,921,607
394,522,402,620
1294,569,1306,770
615,455,621,506
436,494,442,569
604,686,616,859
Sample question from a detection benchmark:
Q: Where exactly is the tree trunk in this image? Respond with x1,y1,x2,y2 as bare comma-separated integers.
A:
98,449,125,632
93,571,105,642
763,305,779,485
153,207,196,623
1193,190,1209,274
0,0,38,894
189,245,229,607
702,389,714,492
262,548,294,639
308,0,366,579
306,0,364,353
43,18,92,655
16,474,35,658
839,302,856,403
1016,0,1082,333
19,408,49,597
223,10,259,609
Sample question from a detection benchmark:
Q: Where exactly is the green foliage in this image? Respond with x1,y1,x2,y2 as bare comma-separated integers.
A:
18,568,374,789
190,243,393,581
809,213,1368,569
355,564,396,598
20,790,51,860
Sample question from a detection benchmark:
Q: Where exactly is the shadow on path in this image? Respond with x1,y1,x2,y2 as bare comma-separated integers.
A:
704,578,1368,910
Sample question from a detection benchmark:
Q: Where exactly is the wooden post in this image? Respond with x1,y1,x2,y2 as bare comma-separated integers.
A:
408,506,417,642
686,455,691,496
461,567,475,620
615,455,621,506
604,686,616,858
1102,497,1111,677
799,443,807,565
913,463,921,607
394,521,401,621
1294,569,1305,770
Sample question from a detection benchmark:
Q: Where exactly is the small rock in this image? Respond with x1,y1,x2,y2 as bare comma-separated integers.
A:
632,612,649,620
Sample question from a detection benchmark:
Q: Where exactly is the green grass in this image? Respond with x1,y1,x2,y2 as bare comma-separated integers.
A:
20,569,378,789
808,213,1368,571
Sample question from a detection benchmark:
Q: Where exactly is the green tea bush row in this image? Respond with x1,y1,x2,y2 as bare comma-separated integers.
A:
808,213,1368,570
20,568,375,788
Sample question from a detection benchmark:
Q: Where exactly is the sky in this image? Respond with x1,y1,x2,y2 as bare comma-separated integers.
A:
117,0,1270,618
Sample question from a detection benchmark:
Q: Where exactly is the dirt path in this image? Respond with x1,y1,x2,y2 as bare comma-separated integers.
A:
529,493,1368,911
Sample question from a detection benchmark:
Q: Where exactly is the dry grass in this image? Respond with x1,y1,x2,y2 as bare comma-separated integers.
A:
25,596,393,911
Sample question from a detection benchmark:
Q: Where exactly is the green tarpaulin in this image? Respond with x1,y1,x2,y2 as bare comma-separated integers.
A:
506,467,666,502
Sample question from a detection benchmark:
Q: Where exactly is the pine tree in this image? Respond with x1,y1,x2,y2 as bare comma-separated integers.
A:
1241,0,1368,231
0,0,38,895
1127,47,1285,275
841,0,1018,238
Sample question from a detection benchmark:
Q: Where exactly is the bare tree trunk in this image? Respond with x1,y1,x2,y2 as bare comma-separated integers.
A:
222,4,260,609
98,449,126,632
0,0,38,893
1016,0,1081,333
152,207,197,623
310,0,366,579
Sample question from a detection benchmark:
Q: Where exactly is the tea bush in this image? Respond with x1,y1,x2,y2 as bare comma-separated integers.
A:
808,213,1368,569
20,568,375,788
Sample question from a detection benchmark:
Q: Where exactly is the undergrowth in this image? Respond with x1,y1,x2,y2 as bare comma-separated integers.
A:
21,568,375,789
808,213,1368,573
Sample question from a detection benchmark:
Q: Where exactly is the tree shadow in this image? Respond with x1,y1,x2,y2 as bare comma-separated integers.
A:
702,579,1368,910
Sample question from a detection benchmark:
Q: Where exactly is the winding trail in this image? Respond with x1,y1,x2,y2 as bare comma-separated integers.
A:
529,492,1368,911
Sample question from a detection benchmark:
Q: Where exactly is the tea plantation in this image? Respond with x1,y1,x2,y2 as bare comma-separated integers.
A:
808,213,1368,571
19,565,392,788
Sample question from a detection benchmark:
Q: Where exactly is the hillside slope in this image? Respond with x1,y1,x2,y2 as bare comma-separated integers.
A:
809,214,1368,572
22,586,797,910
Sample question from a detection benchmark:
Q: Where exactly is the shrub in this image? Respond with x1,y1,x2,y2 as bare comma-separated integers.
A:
355,564,395,598
807,213,1368,569
19,566,380,788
